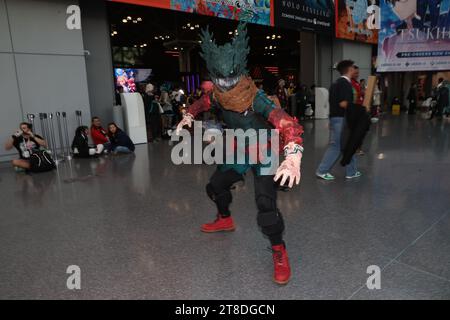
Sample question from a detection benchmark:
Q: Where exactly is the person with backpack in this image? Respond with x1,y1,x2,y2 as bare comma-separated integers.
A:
72,126,104,158
4,122,50,172
429,78,449,119
107,123,135,154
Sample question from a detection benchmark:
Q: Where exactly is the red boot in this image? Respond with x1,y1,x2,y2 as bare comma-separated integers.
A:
201,215,236,233
271,244,291,285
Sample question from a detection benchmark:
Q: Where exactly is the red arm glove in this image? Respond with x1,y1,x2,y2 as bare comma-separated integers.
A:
186,94,212,118
267,108,304,188
175,93,212,135
267,108,304,147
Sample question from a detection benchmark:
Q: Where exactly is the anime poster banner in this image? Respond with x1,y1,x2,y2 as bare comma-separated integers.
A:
335,0,379,44
377,0,450,72
170,0,272,26
274,0,335,34
115,68,153,93
109,0,170,10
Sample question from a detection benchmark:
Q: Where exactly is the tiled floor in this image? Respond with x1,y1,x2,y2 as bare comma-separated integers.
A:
0,114,449,299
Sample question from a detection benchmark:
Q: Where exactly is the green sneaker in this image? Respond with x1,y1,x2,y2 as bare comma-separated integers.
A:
316,172,335,181
346,171,362,179
14,166,26,173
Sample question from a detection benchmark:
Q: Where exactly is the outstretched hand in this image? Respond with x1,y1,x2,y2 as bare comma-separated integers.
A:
274,143,302,188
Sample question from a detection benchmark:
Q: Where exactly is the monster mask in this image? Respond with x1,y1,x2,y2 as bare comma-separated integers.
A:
200,23,250,92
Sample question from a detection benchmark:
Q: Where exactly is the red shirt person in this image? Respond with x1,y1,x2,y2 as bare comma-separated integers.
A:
351,66,364,105
90,117,109,145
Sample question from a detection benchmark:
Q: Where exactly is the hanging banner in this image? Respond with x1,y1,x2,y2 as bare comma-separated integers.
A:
111,0,273,26
110,0,170,10
273,0,335,34
335,0,379,44
377,0,450,72
170,0,273,26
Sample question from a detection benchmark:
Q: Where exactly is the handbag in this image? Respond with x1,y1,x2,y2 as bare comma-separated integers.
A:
29,149,56,172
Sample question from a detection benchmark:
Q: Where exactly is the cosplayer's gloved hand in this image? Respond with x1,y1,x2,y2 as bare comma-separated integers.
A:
274,142,303,188
175,113,194,135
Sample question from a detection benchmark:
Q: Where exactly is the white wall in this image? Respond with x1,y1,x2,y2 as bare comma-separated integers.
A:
0,0,91,161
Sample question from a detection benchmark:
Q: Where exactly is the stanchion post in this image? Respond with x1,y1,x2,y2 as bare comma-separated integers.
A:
76,110,82,127
48,113,60,163
56,112,66,158
39,113,47,141
27,113,35,127
62,112,72,160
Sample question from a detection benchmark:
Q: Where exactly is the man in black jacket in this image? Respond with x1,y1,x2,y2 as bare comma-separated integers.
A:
316,60,361,181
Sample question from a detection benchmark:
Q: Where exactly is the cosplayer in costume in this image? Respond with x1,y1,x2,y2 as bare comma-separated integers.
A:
176,24,304,285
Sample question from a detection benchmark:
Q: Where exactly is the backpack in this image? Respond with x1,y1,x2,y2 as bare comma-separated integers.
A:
29,150,56,172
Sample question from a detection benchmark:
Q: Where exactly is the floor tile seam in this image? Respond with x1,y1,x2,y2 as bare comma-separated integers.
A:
392,259,450,284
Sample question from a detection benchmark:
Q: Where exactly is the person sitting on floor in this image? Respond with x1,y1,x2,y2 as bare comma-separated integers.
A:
90,116,110,151
107,123,135,154
72,126,104,158
4,122,48,171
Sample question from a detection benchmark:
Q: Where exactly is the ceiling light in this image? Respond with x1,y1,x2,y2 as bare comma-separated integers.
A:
278,35,281,39
113,31,118,35
187,23,191,27
122,19,127,23
266,36,270,39
166,36,170,39
269,46,273,49
174,47,178,50
137,17,142,21
154,36,158,40
127,16,132,20
133,20,138,23
195,24,199,28
190,27,195,30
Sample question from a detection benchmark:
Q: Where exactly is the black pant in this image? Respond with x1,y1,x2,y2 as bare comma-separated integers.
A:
206,168,285,246
149,114,162,140
430,103,444,119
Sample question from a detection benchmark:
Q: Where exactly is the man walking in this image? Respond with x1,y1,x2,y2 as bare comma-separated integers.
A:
429,78,449,119
316,60,361,180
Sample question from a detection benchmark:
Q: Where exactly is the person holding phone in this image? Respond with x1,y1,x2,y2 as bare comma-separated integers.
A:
4,122,47,171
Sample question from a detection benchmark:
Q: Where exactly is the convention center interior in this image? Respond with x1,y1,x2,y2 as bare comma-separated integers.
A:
0,0,449,304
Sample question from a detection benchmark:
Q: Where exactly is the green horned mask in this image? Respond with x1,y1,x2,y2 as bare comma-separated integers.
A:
199,23,250,91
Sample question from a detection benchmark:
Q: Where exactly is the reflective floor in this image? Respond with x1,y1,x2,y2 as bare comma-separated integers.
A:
0,114,449,299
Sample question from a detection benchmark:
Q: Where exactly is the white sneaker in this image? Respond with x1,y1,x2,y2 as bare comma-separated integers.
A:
346,171,362,179
316,172,335,181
